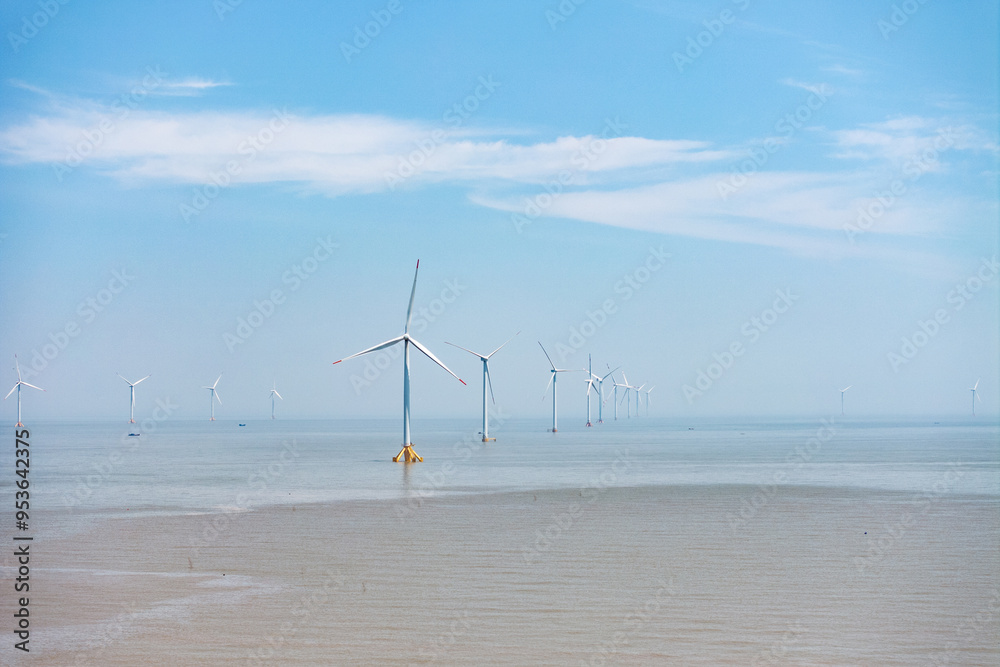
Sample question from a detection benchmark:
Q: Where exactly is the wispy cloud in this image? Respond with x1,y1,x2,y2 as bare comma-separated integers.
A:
780,78,831,96
155,78,233,97
0,104,736,194
0,97,992,260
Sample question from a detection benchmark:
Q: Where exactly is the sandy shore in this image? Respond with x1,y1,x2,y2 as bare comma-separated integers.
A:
9,484,1000,665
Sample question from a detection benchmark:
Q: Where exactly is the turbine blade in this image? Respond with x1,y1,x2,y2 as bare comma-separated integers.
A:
445,341,484,359
486,363,496,405
274,390,283,400
486,331,520,359
404,260,420,334
21,382,44,392
134,375,150,385
333,335,405,364
974,378,980,390
4,385,17,400
215,390,222,405
117,372,131,385
976,391,982,403
538,342,556,370
601,365,621,381
14,355,21,382
212,374,222,389
542,373,554,400
841,385,852,392
408,337,466,385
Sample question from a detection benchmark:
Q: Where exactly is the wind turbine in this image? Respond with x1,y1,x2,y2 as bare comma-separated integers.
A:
643,385,655,416
633,383,646,417
610,372,628,420
117,373,150,424
584,354,599,427
539,342,582,433
203,374,222,421
840,385,852,416
445,331,519,442
595,365,620,424
268,381,282,420
333,260,466,462
970,379,981,416
618,373,638,418
4,355,44,427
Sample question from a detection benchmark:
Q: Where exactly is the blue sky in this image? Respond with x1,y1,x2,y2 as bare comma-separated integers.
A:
0,0,997,422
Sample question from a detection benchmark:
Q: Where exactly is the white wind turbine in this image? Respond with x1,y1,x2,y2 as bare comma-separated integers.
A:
334,260,466,462
539,342,583,433
595,364,620,424
840,385,852,416
268,381,282,420
584,354,600,427
970,379,981,416
203,374,222,421
446,331,519,442
633,383,646,417
5,355,44,427
610,372,628,420
643,385,655,416
117,373,150,424
618,373,639,418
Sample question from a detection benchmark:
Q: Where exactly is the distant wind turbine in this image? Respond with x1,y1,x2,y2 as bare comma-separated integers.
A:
970,379,981,416
446,331,519,442
584,354,600,427
204,374,222,421
268,381,282,420
634,383,646,417
618,373,641,418
643,385,655,416
117,373,150,423
840,385,852,416
4,355,44,427
539,342,583,433
596,364,620,424
610,372,629,420
334,260,466,462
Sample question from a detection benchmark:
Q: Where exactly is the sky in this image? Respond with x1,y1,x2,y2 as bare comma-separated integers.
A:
0,0,997,423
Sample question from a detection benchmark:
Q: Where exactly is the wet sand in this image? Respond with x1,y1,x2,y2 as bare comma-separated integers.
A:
11,484,1000,665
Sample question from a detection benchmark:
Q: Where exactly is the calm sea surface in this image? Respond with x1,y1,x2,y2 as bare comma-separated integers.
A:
4,417,999,665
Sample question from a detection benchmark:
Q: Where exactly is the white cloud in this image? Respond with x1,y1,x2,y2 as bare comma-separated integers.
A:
0,105,736,194
0,98,991,260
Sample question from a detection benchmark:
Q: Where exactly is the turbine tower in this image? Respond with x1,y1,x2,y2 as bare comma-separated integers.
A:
268,381,282,420
584,354,599,427
633,383,646,417
539,342,582,433
445,331,519,442
117,373,150,424
203,374,222,421
970,379,981,416
610,372,629,420
840,385,852,416
334,260,466,462
618,373,638,419
4,355,44,428
595,365,620,424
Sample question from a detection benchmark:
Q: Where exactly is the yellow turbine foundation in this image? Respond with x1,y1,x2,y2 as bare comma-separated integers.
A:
482,436,495,442
393,444,423,463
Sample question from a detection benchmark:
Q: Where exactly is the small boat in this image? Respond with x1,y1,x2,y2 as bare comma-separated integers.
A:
128,433,140,437
238,423,246,427
688,427,694,430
